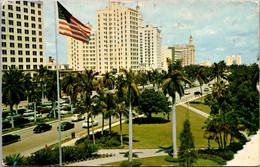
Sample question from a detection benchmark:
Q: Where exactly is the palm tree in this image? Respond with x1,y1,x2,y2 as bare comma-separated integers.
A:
161,61,191,158
121,68,140,162
102,71,114,90
45,71,58,118
136,71,148,90
23,73,33,109
34,65,48,103
2,67,25,128
193,65,209,103
210,60,227,83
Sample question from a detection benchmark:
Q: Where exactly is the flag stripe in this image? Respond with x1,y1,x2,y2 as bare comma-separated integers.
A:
57,1,91,44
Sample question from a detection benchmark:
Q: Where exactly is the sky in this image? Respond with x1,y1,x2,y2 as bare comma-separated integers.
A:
43,0,259,65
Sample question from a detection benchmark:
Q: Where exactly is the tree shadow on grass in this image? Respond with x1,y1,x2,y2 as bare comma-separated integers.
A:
132,117,170,124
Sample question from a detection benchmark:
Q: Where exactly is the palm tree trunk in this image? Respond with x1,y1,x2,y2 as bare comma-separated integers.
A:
172,96,177,158
109,115,111,135
41,82,44,104
200,85,203,103
91,114,95,145
15,104,18,114
120,112,123,146
128,101,133,162
27,96,29,109
87,115,90,135
53,101,56,118
10,105,15,128
34,102,37,122
102,112,104,135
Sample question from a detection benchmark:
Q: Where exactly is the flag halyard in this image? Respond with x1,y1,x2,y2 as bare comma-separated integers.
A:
57,1,91,43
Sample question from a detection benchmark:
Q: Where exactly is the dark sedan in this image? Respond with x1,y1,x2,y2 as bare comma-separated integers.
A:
2,134,20,146
33,123,52,133
57,122,74,131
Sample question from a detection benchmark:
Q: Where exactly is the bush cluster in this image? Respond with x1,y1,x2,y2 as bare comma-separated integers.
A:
164,156,180,162
198,153,226,165
121,160,142,167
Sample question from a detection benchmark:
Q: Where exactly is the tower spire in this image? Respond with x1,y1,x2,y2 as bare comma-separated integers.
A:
189,35,194,46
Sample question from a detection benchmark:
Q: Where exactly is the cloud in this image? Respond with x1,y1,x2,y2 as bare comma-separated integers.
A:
216,47,225,51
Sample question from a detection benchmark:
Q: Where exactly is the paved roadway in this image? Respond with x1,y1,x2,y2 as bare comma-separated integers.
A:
2,84,210,157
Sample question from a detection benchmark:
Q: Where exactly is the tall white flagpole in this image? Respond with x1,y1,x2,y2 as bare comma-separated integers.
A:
53,0,62,165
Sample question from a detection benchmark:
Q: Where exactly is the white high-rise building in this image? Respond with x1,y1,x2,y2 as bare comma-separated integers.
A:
96,2,140,73
161,46,173,71
226,55,241,65
67,24,97,71
139,25,162,71
1,1,45,71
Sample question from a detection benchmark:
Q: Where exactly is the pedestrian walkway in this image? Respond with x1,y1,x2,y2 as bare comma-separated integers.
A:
66,149,168,166
179,103,209,118
226,130,260,166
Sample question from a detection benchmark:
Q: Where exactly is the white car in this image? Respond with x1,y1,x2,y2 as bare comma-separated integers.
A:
82,120,98,128
23,110,37,117
60,110,69,115
71,114,85,122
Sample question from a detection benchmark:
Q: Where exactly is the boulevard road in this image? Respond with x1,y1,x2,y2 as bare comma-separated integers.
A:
2,84,210,157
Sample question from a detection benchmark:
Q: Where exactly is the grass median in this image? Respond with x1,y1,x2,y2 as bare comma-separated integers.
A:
111,105,217,149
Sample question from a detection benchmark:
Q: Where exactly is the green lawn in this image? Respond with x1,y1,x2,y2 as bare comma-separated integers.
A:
111,105,217,149
103,156,220,166
189,102,211,114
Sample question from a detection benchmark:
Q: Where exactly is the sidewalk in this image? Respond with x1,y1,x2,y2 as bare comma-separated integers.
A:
66,149,168,166
179,103,209,118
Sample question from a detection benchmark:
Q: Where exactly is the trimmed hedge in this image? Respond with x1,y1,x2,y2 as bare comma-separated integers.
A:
198,153,226,165
164,156,180,162
121,160,142,167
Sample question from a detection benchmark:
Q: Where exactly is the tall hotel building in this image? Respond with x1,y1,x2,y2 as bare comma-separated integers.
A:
67,24,97,71
1,1,45,71
96,2,140,73
139,25,162,70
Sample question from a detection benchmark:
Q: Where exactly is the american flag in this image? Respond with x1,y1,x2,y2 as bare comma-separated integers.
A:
57,1,91,43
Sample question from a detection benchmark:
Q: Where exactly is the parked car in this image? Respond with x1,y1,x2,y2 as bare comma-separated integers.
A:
82,120,98,128
6,114,23,120
60,110,70,115
27,114,47,122
194,91,201,96
23,110,37,117
204,88,210,92
2,134,20,146
184,90,191,95
71,114,85,122
58,122,74,131
33,123,52,133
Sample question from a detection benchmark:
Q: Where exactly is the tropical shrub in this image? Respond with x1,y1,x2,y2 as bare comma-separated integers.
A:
198,153,226,165
164,156,179,162
220,150,234,160
75,142,98,159
121,160,142,167
3,153,24,166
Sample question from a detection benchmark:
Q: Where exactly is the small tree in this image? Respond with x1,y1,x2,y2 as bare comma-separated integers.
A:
178,119,198,166
138,89,170,120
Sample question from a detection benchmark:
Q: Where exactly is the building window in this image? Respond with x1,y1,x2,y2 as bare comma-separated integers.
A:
31,16,35,21
24,1,28,5
1,34,6,40
26,65,30,69
24,22,29,27
40,51,43,55
16,1,20,4
39,24,42,29
10,43,14,47
17,29,22,33
19,58,23,62
18,36,22,41
32,44,36,49
31,3,35,7
2,42,6,47
32,37,36,42
1,27,5,32
18,50,23,55
38,4,41,8
17,21,21,26
39,45,42,49
19,65,23,69
10,50,15,55
26,51,30,55
32,30,36,35
11,57,15,62
26,58,30,62
25,37,29,41
25,44,29,48
38,18,41,22
25,30,29,34
40,58,43,62
33,65,37,69
10,35,14,40
2,57,7,62
33,51,37,55
2,50,7,55
2,19,5,24
24,8,28,13
3,65,8,70
39,31,42,36
8,5,13,10
9,27,14,32
2,11,4,16
24,15,28,20
38,11,41,15
16,6,20,11
31,23,36,28
16,14,21,19
8,20,13,25
39,38,42,42
18,43,22,48
33,58,37,62
31,9,35,14
11,65,16,69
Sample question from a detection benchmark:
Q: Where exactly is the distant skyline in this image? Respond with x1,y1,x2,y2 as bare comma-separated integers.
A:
43,0,259,65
